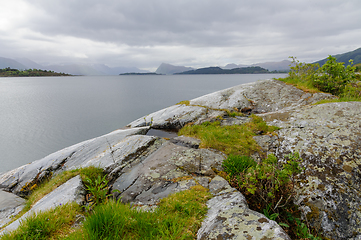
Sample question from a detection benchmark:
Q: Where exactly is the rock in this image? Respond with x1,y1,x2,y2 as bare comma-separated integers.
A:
112,141,225,205
127,104,208,129
260,102,361,240
190,79,335,113
0,175,84,235
127,80,335,130
169,136,201,148
197,176,291,240
0,190,25,229
0,127,150,195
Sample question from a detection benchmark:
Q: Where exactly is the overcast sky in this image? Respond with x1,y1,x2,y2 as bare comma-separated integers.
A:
0,0,360,70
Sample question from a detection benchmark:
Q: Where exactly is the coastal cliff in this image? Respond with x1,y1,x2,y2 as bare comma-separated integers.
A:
1,79,360,239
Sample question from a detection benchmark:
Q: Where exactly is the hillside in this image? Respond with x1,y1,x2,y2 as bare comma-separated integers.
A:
315,47,361,66
155,63,194,75
176,66,270,74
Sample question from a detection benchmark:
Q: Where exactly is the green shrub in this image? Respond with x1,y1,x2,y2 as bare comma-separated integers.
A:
313,56,357,95
222,152,322,239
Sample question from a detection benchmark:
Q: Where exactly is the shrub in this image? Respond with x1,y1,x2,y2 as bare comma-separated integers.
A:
313,56,357,95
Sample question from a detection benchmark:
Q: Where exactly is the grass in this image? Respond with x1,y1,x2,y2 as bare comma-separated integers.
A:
178,114,279,156
64,185,211,240
1,203,82,240
5,167,106,228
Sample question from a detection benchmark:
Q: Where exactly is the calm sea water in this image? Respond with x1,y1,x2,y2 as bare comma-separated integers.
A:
0,74,286,173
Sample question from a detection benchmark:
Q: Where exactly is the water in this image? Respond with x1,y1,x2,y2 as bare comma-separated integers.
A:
0,74,286,173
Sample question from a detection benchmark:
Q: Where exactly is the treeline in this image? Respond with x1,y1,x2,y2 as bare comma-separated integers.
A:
0,67,71,77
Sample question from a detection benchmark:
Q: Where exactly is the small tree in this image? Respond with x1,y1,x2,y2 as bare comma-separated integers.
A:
313,56,357,95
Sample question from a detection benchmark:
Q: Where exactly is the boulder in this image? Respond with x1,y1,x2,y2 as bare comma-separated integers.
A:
260,102,361,240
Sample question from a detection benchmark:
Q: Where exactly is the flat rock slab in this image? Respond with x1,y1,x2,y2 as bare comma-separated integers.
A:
0,190,25,229
112,141,225,205
197,176,290,240
127,80,335,130
0,175,84,235
261,102,361,240
190,79,335,113
0,127,149,195
127,104,207,129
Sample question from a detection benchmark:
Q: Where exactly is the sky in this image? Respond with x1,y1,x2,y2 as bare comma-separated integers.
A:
0,0,360,71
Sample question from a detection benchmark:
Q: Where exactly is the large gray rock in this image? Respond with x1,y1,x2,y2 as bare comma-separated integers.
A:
0,175,84,235
260,102,361,240
127,80,335,130
127,104,208,129
190,79,335,113
197,176,290,240
0,127,150,195
112,141,225,205
0,191,25,229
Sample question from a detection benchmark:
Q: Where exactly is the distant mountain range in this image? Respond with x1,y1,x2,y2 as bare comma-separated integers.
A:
0,57,148,76
1,47,360,75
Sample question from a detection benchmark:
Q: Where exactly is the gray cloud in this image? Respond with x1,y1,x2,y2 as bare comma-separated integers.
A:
0,0,360,69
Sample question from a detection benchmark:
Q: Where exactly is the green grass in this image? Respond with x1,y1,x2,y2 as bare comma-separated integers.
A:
5,167,106,228
65,185,211,240
178,115,279,156
1,203,82,240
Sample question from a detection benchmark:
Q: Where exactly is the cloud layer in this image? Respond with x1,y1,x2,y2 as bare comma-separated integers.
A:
1,0,360,70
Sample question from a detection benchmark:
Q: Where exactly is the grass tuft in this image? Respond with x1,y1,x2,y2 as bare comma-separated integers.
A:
178,114,279,156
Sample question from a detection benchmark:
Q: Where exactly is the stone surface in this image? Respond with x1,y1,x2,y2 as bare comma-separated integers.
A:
260,102,361,240
197,176,290,240
0,127,150,195
0,175,84,235
112,141,225,205
190,79,335,113
127,80,335,130
127,104,208,129
0,190,25,229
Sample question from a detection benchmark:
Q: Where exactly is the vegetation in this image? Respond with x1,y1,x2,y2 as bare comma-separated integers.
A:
66,186,211,240
179,117,322,239
278,56,361,103
0,67,70,77
1,166,211,240
178,115,279,156
1,203,82,240
175,66,271,74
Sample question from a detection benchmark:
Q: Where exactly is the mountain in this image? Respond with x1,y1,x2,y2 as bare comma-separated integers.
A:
15,58,43,70
155,63,194,75
223,63,248,69
315,47,361,66
252,60,292,71
176,66,270,74
0,57,27,70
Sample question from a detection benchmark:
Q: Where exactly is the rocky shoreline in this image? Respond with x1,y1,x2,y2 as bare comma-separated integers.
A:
1,79,360,239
